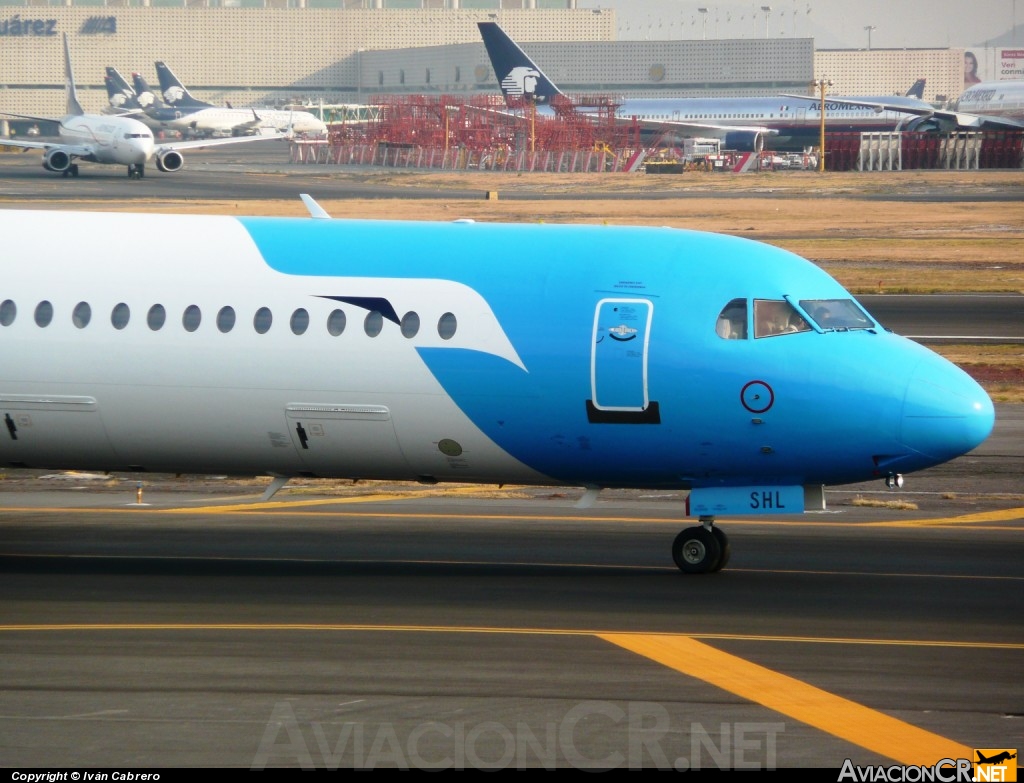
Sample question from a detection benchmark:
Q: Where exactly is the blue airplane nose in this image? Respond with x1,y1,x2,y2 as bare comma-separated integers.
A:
900,354,994,462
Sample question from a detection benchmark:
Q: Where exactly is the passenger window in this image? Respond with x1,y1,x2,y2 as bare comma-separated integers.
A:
438,312,457,340
217,306,235,334
182,305,201,333
400,311,420,339
364,310,383,337
35,301,53,328
111,302,130,330
253,307,272,334
147,304,166,331
715,298,747,339
326,309,346,336
290,308,309,336
72,302,91,329
754,299,809,338
0,300,15,326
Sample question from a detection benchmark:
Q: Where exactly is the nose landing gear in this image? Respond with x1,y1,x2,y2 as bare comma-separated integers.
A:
672,516,730,574
885,473,904,490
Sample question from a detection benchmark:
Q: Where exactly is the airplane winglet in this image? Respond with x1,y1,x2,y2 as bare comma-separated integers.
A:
300,194,331,220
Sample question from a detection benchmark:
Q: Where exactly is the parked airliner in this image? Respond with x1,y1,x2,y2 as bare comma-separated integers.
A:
154,61,327,137
1,35,282,179
103,67,185,134
811,80,1024,131
478,22,938,151
0,203,994,573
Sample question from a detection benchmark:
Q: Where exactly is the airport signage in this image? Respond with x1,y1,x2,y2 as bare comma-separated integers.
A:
1001,49,1024,80
80,16,117,35
0,15,57,36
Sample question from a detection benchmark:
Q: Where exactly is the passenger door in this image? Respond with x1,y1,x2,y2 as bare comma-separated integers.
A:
590,298,653,413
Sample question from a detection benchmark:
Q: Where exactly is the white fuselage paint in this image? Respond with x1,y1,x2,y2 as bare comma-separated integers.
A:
0,211,541,484
166,108,327,137
58,114,154,165
953,80,1024,120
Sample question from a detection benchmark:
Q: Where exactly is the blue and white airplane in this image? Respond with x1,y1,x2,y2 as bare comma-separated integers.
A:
1,35,282,179
478,22,939,152
103,66,188,135
0,204,994,573
154,61,327,138
810,80,1024,132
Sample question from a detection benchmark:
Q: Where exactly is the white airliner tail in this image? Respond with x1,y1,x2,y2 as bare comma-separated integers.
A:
62,33,85,117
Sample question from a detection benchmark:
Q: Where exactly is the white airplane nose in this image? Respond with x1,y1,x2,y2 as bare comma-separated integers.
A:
135,138,155,163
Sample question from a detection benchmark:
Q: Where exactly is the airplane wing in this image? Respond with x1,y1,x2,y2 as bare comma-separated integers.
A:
0,109,59,125
154,132,284,154
925,109,1024,129
0,137,94,156
636,118,779,136
228,109,265,136
101,106,147,119
780,93,1024,131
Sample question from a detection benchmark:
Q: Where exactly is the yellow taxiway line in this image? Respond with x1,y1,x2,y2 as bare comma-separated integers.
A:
599,633,974,766
0,623,1004,764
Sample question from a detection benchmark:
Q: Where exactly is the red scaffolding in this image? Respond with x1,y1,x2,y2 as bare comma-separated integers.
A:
315,93,644,172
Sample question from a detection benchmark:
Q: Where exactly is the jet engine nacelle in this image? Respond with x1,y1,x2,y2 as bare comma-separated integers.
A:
156,150,184,173
42,148,72,173
723,131,765,153
903,116,953,134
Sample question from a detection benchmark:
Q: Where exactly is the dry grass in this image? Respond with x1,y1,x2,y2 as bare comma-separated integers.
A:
250,477,532,499
930,344,1024,403
29,169,1024,293
850,496,920,510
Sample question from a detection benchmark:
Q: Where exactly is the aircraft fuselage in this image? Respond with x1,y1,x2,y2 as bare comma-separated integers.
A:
57,114,154,165
0,211,993,492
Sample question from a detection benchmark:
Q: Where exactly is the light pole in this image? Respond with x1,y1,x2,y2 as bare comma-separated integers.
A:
698,7,708,40
811,78,833,172
864,24,876,50
761,5,772,38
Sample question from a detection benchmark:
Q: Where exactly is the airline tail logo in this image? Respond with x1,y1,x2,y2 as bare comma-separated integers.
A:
975,749,1017,782
500,66,541,99
163,85,185,104
136,91,155,108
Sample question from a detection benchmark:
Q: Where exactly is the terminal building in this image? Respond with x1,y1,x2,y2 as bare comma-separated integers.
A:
814,49,964,106
0,2,966,122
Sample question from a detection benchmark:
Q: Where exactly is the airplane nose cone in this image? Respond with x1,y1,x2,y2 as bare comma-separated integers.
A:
900,354,994,462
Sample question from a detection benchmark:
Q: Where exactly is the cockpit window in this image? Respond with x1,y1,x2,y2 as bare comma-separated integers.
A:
715,298,747,340
799,298,875,331
754,299,811,338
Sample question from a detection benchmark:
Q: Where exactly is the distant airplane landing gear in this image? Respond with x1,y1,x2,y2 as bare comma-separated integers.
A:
61,164,79,178
672,516,730,574
127,163,145,179
885,473,904,490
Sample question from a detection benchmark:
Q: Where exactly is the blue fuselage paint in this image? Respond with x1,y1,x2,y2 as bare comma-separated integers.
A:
240,217,993,490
